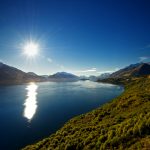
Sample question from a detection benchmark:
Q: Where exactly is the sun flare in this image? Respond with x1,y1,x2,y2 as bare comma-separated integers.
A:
23,42,39,57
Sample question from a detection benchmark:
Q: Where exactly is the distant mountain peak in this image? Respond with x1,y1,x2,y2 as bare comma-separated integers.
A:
55,72,76,75
50,72,77,78
49,72,78,81
27,72,38,76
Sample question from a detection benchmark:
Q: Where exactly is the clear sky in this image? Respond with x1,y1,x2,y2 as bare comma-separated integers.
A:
0,0,150,76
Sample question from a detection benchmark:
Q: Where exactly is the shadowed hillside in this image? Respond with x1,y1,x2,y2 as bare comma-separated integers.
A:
110,63,150,78
0,62,46,84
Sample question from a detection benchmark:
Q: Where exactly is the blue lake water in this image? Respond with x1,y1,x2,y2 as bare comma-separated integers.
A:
0,81,124,150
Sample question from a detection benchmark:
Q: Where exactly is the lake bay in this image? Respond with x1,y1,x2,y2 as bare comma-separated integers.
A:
0,81,123,150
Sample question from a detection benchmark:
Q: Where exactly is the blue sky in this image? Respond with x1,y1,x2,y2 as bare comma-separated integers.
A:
0,0,150,76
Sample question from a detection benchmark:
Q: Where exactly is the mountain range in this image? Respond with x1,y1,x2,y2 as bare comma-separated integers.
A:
0,62,79,84
110,62,150,78
0,62,150,84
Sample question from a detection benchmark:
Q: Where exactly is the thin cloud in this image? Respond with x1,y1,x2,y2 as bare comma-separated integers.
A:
139,56,149,62
97,70,114,74
77,68,97,73
97,68,119,74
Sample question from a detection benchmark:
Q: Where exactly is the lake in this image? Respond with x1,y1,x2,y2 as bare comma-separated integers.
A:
0,81,124,150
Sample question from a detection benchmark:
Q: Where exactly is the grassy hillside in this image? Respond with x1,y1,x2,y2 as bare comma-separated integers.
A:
23,77,150,150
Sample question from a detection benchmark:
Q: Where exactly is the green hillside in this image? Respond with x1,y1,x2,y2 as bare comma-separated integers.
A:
23,77,150,150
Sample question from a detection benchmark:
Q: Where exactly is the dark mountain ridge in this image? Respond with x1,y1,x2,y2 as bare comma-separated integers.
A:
1,62,150,84
110,62,150,78
0,62,45,84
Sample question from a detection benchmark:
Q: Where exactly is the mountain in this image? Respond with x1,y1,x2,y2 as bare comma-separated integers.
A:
79,76,89,81
79,73,111,82
88,75,98,81
110,63,150,78
49,72,78,78
0,62,45,84
27,72,38,76
98,73,111,79
41,75,49,78
49,72,79,81
88,73,111,81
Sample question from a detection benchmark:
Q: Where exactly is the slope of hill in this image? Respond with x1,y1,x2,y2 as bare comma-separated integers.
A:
110,63,150,78
0,62,45,84
23,76,150,150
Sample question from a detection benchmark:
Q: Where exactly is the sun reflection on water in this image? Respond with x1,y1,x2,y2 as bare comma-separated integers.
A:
23,82,38,121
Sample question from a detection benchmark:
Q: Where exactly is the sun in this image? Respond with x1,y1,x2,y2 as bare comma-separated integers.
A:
23,42,39,57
